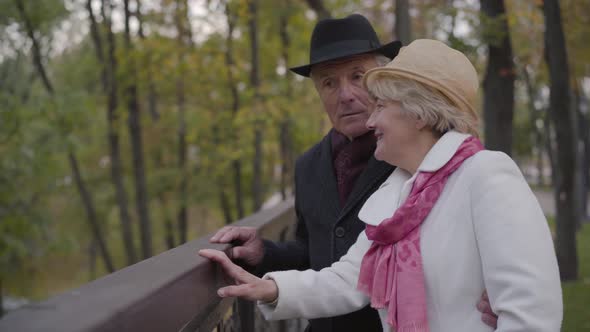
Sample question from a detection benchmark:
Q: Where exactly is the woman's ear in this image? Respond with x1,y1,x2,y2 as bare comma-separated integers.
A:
415,117,428,131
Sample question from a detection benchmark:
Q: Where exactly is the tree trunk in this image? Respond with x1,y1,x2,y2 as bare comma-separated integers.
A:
15,0,115,272
305,0,331,20
69,153,115,272
177,97,188,243
219,190,234,225
175,0,191,244
544,111,557,184
1,277,4,318
573,87,587,227
232,161,244,218
580,84,590,221
480,0,515,156
249,0,263,212
88,240,97,280
279,0,294,200
536,130,546,186
92,0,137,266
13,0,53,94
159,193,176,249
521,65,545,186
543,0,578,281
136,0,160,122
225,3,244,219
123,0,152,259
176,0,192,243
155,152,176,249
164,212,176,249
394,0,412,45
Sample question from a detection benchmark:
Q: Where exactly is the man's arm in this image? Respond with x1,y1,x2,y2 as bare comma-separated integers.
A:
254,206,310,275
210,162,310,276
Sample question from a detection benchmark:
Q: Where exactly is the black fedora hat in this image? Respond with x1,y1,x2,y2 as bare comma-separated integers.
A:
290,14,402,77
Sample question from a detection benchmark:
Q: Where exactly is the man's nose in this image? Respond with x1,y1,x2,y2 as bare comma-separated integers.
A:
338,81,355,103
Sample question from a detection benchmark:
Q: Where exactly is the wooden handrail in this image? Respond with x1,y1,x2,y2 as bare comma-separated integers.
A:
0,198,295,332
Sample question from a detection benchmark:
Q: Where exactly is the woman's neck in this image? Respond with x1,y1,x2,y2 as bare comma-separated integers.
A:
400,131,440,175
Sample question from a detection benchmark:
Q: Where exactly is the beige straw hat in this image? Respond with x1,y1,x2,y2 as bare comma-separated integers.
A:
363,39,479,120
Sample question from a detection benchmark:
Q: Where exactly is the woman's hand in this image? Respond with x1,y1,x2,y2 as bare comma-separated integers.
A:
198,249,278,303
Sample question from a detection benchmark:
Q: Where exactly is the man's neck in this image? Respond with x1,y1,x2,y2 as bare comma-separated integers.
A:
334,129,373,142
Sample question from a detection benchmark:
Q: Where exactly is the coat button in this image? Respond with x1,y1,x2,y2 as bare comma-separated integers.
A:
335,227,346,238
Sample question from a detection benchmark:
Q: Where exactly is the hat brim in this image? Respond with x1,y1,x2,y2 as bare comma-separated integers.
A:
363,66,478,121
289,41,402,77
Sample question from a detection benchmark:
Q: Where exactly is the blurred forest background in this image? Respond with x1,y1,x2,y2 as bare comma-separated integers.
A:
0,0,589,327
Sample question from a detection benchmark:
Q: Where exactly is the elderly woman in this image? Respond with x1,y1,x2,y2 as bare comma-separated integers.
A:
199,39,562,332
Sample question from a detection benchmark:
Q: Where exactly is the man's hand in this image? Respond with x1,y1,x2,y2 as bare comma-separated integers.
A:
477,291,498,328
209,226,264,267
199,249,278,303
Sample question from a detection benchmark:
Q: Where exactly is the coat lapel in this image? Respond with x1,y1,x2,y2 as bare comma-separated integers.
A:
337,156,394,222
317,132,341,222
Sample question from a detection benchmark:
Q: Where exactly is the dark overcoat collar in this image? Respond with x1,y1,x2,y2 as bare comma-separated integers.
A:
316,130,395,226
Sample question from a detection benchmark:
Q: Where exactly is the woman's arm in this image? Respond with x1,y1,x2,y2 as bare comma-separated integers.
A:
258,231,371,320
199,231,371,321
470,151,562,332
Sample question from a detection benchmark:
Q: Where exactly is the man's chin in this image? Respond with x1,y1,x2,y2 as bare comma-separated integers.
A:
339,127,371,140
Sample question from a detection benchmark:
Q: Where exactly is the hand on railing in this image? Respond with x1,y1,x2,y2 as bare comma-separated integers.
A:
199,249,278,303
209,226,264,267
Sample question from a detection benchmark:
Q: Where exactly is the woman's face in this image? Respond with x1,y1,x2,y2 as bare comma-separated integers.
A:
366,99,421,166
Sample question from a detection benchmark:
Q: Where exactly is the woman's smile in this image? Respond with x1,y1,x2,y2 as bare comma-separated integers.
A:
374,131,384,141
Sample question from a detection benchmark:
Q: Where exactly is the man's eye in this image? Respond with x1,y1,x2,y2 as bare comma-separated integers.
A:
323,80,333,88
353,72,364,80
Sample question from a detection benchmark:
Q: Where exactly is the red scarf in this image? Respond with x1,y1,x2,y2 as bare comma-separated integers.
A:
357,136,484,331
331,130,376,207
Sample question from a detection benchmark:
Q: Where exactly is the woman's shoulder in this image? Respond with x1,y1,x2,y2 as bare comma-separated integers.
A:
464,149,521,176
460,149,529,196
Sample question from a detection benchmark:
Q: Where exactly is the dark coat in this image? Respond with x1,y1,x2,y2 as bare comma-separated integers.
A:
259,130,394,332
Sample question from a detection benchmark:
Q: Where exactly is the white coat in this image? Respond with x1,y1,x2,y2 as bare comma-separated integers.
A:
258,131,563,332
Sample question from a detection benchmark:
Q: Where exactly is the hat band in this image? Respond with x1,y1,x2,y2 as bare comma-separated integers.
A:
310,39,382,65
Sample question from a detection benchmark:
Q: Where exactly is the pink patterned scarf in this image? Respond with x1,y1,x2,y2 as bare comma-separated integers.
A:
357,136,484,331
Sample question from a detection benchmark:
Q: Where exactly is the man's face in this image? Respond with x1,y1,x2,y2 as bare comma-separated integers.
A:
311,54,378,139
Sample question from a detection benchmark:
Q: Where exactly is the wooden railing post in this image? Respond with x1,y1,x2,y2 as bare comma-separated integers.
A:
237,299,255,332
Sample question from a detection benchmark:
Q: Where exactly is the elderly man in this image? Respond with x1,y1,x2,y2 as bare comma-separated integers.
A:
210,14,497,332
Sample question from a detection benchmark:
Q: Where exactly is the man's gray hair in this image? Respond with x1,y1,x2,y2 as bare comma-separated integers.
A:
374,54,391,66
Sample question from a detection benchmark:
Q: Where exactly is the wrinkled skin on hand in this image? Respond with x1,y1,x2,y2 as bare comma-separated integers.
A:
209,226,264,267
199,249,278,303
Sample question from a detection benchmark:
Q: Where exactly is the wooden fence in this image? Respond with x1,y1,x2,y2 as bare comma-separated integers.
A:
0,198,302,332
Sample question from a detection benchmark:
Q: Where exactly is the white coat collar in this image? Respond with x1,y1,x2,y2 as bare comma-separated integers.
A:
358,130,471,226
416,130,471,172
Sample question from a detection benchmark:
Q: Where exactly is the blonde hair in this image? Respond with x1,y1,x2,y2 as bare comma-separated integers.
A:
366,73,479,137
